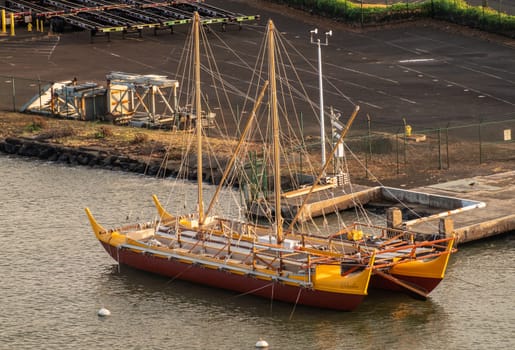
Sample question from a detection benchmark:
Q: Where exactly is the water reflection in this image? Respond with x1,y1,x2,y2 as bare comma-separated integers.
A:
98,260,448,349
1,155,514,350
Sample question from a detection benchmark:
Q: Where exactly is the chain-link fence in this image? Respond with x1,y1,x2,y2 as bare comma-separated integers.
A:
2,74,513,184
463,0,514,16
363,1,515,16
0,75,52,113
0,75,108,120
343,118,515,180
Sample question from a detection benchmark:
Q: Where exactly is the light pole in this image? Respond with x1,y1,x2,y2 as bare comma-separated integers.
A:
310,28,332,169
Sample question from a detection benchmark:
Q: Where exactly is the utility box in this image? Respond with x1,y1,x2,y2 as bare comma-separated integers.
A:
83,93,107,121
57,83,107,120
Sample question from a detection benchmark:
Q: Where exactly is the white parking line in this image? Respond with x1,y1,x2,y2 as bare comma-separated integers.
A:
398,58,435,63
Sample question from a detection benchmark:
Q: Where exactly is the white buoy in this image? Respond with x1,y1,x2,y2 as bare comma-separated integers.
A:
255,339,269,348
97,307,111,317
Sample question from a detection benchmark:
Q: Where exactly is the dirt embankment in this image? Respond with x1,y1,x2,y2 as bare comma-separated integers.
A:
0,113,244,183
1,112,514,188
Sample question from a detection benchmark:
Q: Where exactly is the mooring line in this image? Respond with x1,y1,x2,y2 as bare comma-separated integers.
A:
449,274,482,288
165,264,194,285
233,282,275,298
289,288,302,321
269,282,275,313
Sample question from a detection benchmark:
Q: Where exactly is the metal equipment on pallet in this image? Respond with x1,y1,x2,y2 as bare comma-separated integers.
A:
22,72,215,129
22,80,107,121
107,71,180,128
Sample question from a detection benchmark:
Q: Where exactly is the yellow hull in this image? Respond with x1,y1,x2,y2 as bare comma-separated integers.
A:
85,207,375,310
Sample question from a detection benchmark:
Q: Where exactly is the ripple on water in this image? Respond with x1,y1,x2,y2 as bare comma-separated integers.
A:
1,155,514,349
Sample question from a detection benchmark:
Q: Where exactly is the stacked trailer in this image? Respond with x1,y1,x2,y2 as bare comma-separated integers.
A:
3,1,259,40
176,1,258,31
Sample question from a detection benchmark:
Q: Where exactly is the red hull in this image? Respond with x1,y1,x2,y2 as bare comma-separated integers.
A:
101,242,364,311
370,274,442,294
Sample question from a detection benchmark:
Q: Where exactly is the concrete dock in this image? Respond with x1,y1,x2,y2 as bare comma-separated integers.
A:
407,171,515,244
254,171,514,244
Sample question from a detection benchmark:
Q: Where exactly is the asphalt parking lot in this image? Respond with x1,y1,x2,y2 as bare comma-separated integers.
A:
0,0,514,136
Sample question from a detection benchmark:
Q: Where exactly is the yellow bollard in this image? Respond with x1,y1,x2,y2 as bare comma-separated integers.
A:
405,124,412,137
28,22,33,32
10,13,15,36
1,10,6,34
40,19,44,32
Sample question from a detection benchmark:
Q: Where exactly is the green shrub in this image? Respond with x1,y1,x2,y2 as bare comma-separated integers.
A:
25,117,48,133
95,126,113,139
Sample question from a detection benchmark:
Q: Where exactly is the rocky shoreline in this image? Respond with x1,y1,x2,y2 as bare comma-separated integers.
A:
1,136,159,174
0,136,225,184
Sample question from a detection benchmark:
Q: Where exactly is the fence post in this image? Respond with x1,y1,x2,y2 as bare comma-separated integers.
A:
360,1,364,27
367,114,372,159
366,114,371,178
11,76,16,112
445,123,450,169
38,78,42,111
404,132,407,170
478,119,483,164
438,128,442,170
65,85,69,117
364,136,368,178
396,130,400,175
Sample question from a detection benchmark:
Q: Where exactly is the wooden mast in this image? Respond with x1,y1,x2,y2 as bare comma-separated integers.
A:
194,12,204,226
268,20,283,243
204,81,269,219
